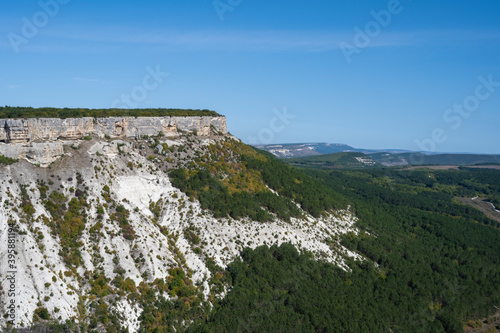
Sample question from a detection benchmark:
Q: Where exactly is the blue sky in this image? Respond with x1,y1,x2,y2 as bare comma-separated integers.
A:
1,0,499,153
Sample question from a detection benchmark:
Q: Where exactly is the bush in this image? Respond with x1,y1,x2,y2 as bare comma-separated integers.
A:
34,307,50,320
0,154,18,165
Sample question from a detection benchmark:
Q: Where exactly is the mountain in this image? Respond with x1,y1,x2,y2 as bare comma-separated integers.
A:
254,142,418,159
256,142,500,167
0,112,359,331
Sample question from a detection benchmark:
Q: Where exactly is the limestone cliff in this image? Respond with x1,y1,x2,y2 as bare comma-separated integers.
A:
0,116,227,143
0,116,227,166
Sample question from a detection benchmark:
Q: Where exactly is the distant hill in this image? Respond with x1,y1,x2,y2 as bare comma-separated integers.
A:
255,142,418,159
370,152,500,166
285,152,379,169
255,142,500,167
283,151,500,169
254,143,355,158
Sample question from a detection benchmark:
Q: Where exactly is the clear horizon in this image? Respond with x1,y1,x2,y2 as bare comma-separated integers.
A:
2,0,499,154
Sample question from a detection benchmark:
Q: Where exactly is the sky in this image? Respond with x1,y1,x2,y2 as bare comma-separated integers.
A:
1,0,499,154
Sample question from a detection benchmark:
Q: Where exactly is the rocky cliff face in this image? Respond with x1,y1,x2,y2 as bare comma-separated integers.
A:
0,133,360,331
0,143,64,167
0,116,227,167
0,116,227,143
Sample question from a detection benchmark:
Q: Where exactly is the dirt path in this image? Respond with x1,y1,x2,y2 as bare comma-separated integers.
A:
456,197,500,223
464,309,500,332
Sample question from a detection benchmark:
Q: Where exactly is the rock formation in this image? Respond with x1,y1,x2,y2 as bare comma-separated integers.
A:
0,116,227,166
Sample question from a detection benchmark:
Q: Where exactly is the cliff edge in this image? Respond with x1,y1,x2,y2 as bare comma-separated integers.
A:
0,116,227,167
0,116,227,143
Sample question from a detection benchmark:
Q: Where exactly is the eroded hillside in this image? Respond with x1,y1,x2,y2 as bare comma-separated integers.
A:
0,125,360,331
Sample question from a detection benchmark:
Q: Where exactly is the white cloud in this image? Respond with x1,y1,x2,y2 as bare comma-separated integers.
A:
2,24,499,54
73,77,113,84
44,27,351,52
73,77,99,82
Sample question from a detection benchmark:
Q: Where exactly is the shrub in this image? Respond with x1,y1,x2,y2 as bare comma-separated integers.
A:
34,307,50,320
0,154,18,165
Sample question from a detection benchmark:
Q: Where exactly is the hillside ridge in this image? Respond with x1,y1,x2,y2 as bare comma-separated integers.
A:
0,119,360,331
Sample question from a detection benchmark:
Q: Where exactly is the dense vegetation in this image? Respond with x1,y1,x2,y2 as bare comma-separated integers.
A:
285,151,500,169
190,244,458,332
191,167,500,332
309,168,500,329
369,152,500,166
169,144,347,221
0,106,220,119
287,152,379,169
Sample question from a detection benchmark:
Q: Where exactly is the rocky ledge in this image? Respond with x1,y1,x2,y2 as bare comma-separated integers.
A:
0,116,227,167
0,116,227,143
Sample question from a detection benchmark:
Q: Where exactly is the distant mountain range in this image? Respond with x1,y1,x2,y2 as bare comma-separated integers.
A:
253,143,357,158
253,142,415,158
254,143,500,168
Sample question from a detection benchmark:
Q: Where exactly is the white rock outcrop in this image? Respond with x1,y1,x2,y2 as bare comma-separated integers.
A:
0,134,361,331
0,142,64,167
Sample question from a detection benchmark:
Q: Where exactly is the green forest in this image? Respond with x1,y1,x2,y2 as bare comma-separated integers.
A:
369,152,500,166
188,160,500,332
286,152,380,169
284,151,500,169
0,106,220,119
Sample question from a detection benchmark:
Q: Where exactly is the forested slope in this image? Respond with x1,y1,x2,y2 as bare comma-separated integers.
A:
191,167,500,332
